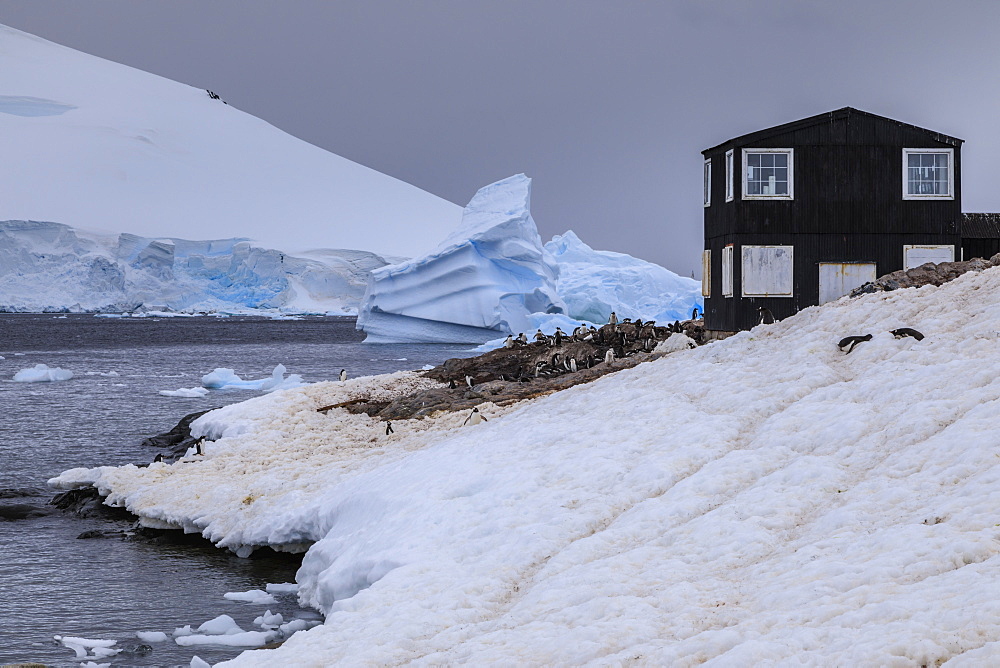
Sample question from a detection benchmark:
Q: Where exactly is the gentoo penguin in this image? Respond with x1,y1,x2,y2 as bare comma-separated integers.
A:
757,307,775,325
554,328,565,346
534,329,547,344
891,327,925,341
569,357,578,372
385,421,394,435
463,407,488,426
503,334,514,348
195,437,206,456
517,332,528,345
465,374,474,388
604,349,615,364
692,307,700,320
153,453,164,463
609,311,617,326
340,369,347,382
838,333,873,354
449,378,457,389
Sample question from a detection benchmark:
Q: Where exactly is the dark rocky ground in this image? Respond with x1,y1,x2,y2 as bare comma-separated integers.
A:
851,253,1000,296
322,320,706,421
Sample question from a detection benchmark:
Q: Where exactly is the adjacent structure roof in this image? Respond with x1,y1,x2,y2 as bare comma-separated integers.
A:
962,213,1000,239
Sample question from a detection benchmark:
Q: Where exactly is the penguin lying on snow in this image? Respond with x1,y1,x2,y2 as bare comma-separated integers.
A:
891,327,925,341
838,333,873,354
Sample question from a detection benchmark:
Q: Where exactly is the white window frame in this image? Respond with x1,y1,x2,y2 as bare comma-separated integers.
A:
725,149,734,202
701,250,711,296
721,245,734,297
741,245,794,297
903,244,954,270
742,148,794,200
703,158,712,207
902,148,954,200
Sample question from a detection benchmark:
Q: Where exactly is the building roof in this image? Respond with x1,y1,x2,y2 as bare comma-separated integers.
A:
962,213,1000,239
703,107,964,155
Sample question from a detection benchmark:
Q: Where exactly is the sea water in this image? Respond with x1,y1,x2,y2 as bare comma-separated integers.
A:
0,314,474,666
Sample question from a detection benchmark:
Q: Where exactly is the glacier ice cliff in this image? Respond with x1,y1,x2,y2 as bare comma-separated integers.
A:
356,175,565,343
0,220,394,313
357,175,703,343
545,230,703,324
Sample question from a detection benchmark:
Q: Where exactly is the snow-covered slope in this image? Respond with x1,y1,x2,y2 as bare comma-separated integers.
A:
53,263,1000,665
546,229,703,323
357,174,565,343
0,220,390,313
0,24,461,258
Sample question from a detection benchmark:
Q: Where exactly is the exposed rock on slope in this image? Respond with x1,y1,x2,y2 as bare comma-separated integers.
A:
851,253,1000,296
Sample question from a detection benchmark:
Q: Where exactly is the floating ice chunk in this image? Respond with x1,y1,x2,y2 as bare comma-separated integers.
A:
190,657,212,668
80,662,111,668
175,630,276,647
223,589,276,604
278,618,311,634
197,614,244,635
201,364,303,392
159,386,210,398
253,610,284,628
135,630,168,642
100,370,119,377
265,582,299,593
13,363,73,382
173,624,195,637
53,635,118,660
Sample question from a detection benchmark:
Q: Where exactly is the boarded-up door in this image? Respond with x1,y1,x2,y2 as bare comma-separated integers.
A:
818,262,877,305
903,245,954,270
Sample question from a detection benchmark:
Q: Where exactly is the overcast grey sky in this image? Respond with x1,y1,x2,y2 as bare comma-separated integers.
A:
2,0,999,275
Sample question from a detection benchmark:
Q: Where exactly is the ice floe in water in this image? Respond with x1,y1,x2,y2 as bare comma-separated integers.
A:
202,364,303,392
53,635,119,660
13,363,73,382
135,630,169,643
223,589,277,605
159,386,210,398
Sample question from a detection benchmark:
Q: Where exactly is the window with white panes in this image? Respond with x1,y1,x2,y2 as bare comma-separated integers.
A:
742,149,793,200
725,149,734,201
903,148,953,199
703,158,712,206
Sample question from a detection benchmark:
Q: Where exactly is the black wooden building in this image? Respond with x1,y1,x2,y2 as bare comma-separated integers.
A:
701,107,965,333
962,213,1000,261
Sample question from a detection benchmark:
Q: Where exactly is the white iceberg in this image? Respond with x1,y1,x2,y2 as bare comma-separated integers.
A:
357,174,565,343
202,364,303,392
135,631,169,643
223,589,277,605
13,363,73,382
545,230,703,324
0,220,398,314
197,614,245,635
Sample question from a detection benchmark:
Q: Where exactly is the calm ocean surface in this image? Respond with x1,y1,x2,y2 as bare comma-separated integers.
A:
0,314,475,667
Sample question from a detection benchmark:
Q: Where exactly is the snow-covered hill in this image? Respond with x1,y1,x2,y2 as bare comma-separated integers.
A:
53,262,1000,664
0,220,391,313
0,24,461,258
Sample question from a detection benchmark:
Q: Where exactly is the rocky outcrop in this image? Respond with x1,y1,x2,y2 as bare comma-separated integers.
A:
140,408,218,461
850,254,1000,297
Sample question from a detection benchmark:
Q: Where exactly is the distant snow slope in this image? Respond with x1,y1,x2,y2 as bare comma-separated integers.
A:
53,264,1000,665
0,24,461,258
0,220,389,313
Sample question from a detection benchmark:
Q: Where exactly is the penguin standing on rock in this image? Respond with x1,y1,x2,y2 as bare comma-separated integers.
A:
340,369,347,382
604,349,615,364
609,312,617,326
503,335,514,348
463,407,488,426
449,379,457,389
465,375,474,388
